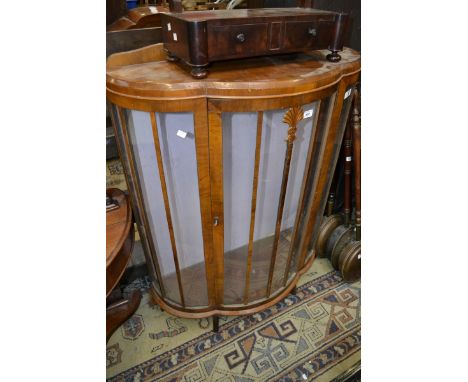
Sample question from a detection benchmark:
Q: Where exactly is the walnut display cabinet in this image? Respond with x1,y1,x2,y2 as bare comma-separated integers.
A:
107,43,360,320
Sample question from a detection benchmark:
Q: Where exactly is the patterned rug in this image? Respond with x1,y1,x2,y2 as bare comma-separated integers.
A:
106,258,361,382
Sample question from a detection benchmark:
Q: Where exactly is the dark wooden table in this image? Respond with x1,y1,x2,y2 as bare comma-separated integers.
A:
106,188,141,342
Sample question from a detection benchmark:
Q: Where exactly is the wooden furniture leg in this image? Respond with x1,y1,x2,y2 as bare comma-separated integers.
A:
213,315,219,332
106,289,142,342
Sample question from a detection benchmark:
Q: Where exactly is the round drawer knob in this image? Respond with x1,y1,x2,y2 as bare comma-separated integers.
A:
236,33,246,43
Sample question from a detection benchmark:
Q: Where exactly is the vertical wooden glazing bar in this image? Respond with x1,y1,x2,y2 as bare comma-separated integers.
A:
281,101,322,286
243,111,263,304
208,110,224,306
116,106,167,297
266,106,304,297
296,80,352,270
109,104,164,296
150,112,186,307
193,100,216,307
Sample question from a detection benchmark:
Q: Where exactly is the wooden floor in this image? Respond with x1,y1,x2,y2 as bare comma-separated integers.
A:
161,229,297,307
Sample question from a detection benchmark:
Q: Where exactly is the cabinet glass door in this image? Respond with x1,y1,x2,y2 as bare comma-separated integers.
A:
220,97,335,305
122,109,209,308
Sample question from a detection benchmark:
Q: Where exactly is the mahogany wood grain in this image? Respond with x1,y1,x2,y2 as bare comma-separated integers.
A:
107,6,166,32
107,290,141,341
160,8,348,77
106,189,134,297
106,189,141,342
149,112,186,306
106,27,163,58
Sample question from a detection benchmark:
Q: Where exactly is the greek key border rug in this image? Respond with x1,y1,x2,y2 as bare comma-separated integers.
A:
106,259,360,382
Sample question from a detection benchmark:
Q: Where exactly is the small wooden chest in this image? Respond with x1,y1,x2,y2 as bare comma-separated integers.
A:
161,7,349,78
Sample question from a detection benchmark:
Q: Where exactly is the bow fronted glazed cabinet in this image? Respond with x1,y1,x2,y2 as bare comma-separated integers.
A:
107,43,360,318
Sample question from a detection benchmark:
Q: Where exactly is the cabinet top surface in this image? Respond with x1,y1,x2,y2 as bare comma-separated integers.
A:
162,8,337,22
106,43,360,100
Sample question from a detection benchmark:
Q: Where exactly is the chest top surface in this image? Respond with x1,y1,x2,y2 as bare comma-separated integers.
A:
165,8,336,22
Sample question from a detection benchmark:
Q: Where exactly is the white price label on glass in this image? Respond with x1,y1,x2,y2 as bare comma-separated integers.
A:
149,6,157,13
344,89,352,99
167,23,171,31
303,109,314,119
176,130,187,139
173,32,178,41
346,156,352,162
358,254,361,260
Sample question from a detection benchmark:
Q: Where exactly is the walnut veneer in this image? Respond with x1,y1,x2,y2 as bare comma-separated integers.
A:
107,43,360,318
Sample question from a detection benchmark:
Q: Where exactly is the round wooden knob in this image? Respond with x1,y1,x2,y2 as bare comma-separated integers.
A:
236,33,246,43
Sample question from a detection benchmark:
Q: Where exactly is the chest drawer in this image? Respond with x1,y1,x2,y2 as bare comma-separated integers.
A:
283,20,334,50
207,23,269,60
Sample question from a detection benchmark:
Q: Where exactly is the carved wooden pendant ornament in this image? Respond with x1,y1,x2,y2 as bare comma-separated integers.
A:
283,106,304,144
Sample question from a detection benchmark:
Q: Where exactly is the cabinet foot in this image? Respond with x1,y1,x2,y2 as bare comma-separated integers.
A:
191,67,208,79
326,51,342,62
213,315,219,332
166,53,179,62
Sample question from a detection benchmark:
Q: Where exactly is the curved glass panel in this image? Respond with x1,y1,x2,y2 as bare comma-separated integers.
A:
156,112,208,307
126,110,209,307
220,102,323,305
126,110,182,305
222,112,258,304
287,94,336,281
305,87,355,261
269,101,318,293
110,104,161,295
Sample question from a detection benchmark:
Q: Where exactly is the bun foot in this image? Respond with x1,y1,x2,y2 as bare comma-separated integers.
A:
326,51,342,62
191,67,208,79
166,53,179,62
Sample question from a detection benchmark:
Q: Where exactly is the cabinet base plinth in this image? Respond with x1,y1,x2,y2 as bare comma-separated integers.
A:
148,251,317,319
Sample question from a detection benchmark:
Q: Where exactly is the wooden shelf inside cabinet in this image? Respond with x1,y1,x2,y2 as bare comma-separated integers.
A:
106,43,360,319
